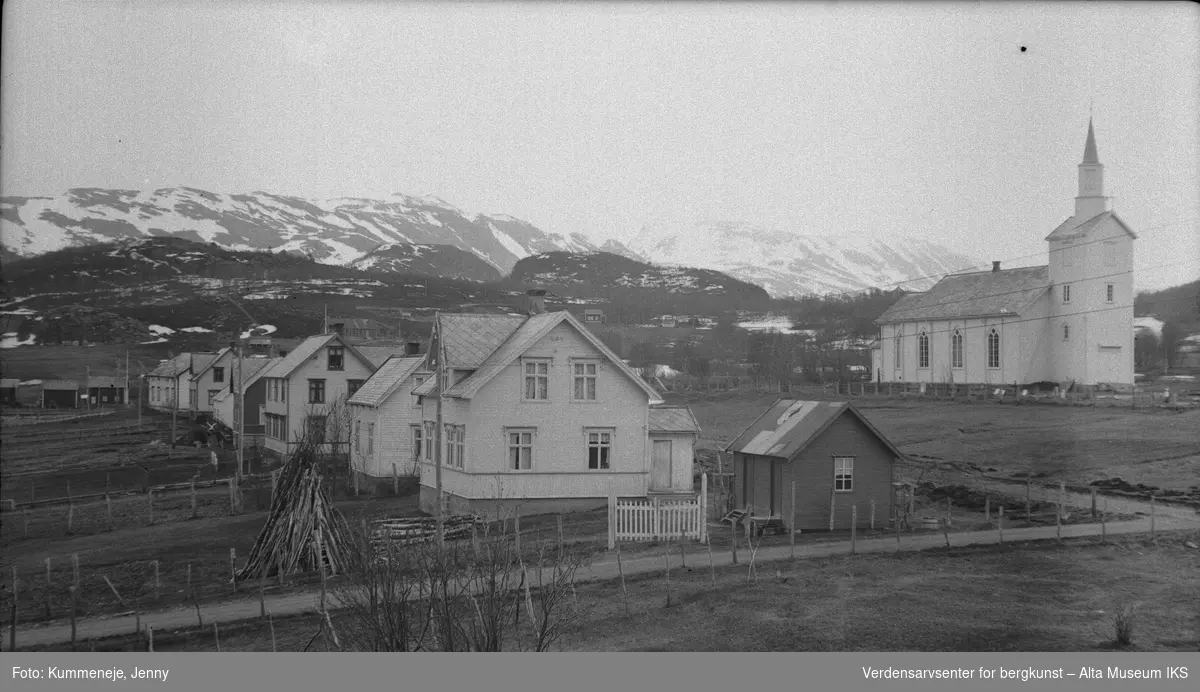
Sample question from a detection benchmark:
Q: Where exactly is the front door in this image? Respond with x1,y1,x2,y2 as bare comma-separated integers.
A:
651,439,672,491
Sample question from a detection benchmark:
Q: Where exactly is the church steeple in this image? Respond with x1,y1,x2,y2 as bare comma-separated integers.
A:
1075,117,1108,219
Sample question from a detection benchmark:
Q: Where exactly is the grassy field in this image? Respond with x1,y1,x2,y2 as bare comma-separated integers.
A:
39,534,1200,652
686,391,1200,496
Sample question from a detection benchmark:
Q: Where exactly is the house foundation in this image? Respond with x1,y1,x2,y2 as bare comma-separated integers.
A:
418,485,609,520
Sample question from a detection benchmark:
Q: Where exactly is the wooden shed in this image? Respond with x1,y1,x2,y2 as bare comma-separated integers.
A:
87,376,126,406
724,399,904,531
41,380,81,409
0,378,19,406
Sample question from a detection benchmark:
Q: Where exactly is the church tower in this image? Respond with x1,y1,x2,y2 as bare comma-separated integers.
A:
1075,118,1109,220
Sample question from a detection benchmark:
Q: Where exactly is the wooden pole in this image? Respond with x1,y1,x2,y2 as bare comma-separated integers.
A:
851,505,857,555
44,558,52,618
707,539,716,588
105,493,113,531
663,543,671,607
869,497,876,530
998,506,1004,543
984,495,991,525
392,464,399,496
433,317,446,551
147,624,154,652
10,567,19,652
730,517,738,564
147,488,154,526
616,542,629,616
895,512,901,551
72,554,79,589
69,585,77,649
269,612,277,652
212,622,219,652
191,480,197,519
789,481,796,560
1101,497,1108,543
230,548,238,592
153,560,160,599
829,487,836,532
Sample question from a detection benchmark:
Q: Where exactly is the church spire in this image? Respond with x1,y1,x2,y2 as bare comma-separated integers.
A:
1082,117,1100,164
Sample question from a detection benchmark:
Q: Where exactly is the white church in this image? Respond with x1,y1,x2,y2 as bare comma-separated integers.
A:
874,119,1136,389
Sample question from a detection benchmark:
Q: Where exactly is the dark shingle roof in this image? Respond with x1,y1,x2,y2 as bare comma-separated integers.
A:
438,314,527,368
874,266,1050,324
87,376,123,388
725,399,904,461
347,356,427,407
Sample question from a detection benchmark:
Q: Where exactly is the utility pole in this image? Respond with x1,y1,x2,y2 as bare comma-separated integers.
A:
125,351,130,405
85,365,91,412
232,335,243,480
433,312,445,551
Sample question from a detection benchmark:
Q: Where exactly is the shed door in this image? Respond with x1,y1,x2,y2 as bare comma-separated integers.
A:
651,440,672,491
752,459,773,515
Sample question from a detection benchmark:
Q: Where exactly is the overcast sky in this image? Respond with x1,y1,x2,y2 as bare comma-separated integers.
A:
2,1,1197,290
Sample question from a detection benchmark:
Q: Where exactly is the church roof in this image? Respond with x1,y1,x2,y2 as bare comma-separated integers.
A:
874,266,1050,324
1045,210,1138,242
1083,117,1099,163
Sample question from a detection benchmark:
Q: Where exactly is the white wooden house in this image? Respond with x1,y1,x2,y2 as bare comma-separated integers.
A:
189,347,235,415
346,355,430,481
412,299,702,518
259,334,379,461
147,353,217,413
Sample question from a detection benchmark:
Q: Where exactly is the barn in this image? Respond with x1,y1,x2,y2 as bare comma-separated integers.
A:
725,399,904,531
41,380,81,409
86,376,126,407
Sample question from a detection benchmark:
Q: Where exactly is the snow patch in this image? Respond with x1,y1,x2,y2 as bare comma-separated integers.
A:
149,324,176,335
181,326,214,333
1,332,37,348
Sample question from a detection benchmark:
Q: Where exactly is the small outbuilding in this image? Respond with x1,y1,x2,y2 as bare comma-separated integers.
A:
41,380,81,409
87,376,127,407
0,378,19,406
724,399,904,531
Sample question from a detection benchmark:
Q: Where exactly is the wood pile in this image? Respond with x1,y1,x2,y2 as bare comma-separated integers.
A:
236,449,352,581
371,515,483,548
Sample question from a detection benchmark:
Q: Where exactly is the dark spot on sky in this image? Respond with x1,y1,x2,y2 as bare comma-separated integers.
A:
1020,46,1027,52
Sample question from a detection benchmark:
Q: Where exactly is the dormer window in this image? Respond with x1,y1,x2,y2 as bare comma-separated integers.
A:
328,346,344,371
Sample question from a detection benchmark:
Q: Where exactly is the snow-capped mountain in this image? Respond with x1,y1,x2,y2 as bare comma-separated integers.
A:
348,243,502,282
511,251,769,298
618,221,983,297
0,187,639,275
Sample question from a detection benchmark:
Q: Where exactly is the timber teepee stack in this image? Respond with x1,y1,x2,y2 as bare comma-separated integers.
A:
236,448,352,581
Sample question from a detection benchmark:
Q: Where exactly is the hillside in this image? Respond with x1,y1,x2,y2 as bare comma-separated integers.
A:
1136,278,1200,342
511,251,770,299
0,187,640,275
618,220,982,297
348,243,502,282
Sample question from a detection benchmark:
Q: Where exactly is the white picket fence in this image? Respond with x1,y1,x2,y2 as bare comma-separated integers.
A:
607,473,709,547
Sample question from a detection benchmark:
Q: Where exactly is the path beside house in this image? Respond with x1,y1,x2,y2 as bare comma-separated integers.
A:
11,506,1199,650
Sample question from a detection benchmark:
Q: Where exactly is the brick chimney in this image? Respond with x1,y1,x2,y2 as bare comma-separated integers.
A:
992,261,1001,272
526,289,547,315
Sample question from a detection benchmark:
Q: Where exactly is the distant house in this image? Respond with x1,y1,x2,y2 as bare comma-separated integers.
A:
189,347,235,414
212,357,279,446
411,293,701,517
147,353,218,413
41,380,81,409
86,376,126,407
583,308,606,324
724,400,904,530
260,334,381,461
325,317,390,341
1,378,20,406
346,354,430,481
248,337,273,355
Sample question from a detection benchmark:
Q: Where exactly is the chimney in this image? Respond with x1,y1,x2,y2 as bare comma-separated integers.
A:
405,342,421,356
992,261,1001,273
526,289,547,315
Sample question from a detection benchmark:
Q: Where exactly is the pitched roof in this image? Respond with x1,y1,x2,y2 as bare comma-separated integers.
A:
356,345,408,369
190,347,232,381
438,314,527,368
41,379,80,390
724,399,905,461
147,354,193,378
260,334,371,380
874,266,1050,324
648,405,701,434
347,356,428,407
211,358,282,403
439,311,662,402
1044,210,1137,242
87,376,123,388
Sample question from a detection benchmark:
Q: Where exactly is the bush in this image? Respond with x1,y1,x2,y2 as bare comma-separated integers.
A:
1112,603,1135,646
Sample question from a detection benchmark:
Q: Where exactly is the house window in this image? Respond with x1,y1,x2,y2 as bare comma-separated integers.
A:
347,379,365,397
208,389,220,405
917,331,930,369
586,429,612,470
367,423,374,456
443,424,464,469
1106,284,1114,303
411,376,426,407
355,421,361,453
893,334,901,370
265,413,287,441
423,422,434,461
834,457,854,492
1063,323,1070,341
411,424,423,460
523,359,549,400
987,328,1000,369
508,428,534,470
306,415,327,444
308,379,325,404
328,346,344,371
1062,284,1071,303
212,367,224,383
951,329,963,369
573,362,597,400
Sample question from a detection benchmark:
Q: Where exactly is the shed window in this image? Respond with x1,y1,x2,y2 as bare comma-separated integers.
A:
834,457,854,492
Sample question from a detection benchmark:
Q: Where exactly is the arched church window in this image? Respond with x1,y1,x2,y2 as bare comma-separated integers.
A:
951,329,963,369
918,331,930,369
1063,323,1070,341
987,328,1000,369
893,334,901,370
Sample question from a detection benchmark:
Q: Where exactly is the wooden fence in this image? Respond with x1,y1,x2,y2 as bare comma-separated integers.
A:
607,474,709,547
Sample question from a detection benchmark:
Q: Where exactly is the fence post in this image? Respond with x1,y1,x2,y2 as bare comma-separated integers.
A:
984,495,991,525
789,481,796,559
230,548,238,592
44,558,52,619
700,473,709,544
191,480,197,519
998,506,1004,543
869,498,875,531
652,496,661,540
106,493,113,531
851,505,857,555
828,487,836,532
607,482,616,550
730,516,738,564
147,489,154,526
